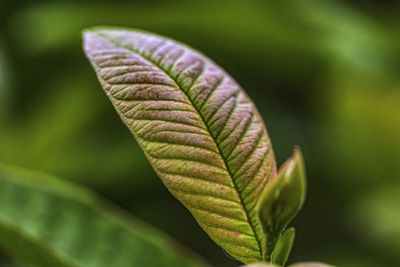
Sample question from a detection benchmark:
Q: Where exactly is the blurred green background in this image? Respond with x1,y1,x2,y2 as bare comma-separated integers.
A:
1,0,400,266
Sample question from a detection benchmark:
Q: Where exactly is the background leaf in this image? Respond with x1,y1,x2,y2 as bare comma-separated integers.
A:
83,27,277,264
0,163,206,267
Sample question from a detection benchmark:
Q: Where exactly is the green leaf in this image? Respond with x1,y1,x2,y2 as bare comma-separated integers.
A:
83,27,277,263
271,227,295,266
0,163,206,267
257,148,306,260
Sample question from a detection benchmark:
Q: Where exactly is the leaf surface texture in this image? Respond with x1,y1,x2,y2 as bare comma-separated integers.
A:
83,28,276,263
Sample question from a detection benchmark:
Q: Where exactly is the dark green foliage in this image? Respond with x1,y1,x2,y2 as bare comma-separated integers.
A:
0,164,205,267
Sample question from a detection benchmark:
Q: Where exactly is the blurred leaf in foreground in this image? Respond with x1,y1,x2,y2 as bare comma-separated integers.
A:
0,163,206,267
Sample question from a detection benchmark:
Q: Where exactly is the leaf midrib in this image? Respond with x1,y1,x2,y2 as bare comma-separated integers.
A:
92,30,263,259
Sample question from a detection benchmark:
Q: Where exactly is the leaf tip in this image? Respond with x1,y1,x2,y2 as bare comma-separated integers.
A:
257,147,306,261
258,147,307,233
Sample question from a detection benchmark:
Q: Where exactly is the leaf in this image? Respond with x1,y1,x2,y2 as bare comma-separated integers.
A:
0,163,206,267
256,148,306,260
83,27,277,263
271,227,295,266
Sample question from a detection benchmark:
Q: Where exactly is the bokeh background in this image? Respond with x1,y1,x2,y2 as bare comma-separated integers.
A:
1,0,400,266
